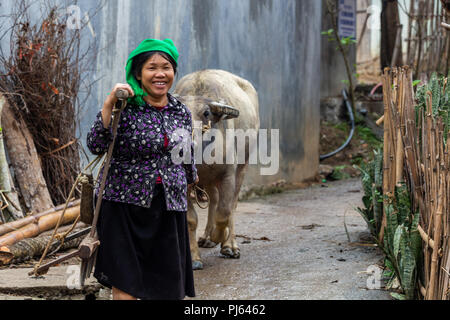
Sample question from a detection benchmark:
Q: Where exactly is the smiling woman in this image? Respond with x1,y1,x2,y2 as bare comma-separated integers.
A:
131,51,176,106
87,38,198,300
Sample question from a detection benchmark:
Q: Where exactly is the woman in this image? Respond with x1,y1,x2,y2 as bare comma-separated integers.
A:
87,38,198,300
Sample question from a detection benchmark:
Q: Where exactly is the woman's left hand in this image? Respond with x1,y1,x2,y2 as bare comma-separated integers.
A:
188,176,199,188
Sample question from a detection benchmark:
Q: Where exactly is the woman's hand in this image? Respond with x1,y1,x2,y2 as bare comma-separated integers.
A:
101,83,135,128
188,176,199,188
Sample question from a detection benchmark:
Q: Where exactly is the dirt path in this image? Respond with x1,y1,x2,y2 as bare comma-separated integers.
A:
0,178,391,300
189,178,391,300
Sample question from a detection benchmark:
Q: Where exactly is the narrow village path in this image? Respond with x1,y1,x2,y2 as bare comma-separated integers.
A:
189,178,391,300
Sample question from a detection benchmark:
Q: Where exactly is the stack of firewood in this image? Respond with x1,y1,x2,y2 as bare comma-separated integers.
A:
380,66,449,300
0,95,83,266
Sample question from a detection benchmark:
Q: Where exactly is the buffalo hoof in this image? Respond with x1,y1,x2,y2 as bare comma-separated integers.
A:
220,246,240,259
192,260,204,270
198,237,217,248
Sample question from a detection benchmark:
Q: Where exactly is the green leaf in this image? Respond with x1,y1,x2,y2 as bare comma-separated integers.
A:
393,225,403,259
399,229,416,299
384,258,395,272
321,29,334,36
410,229,422,266
385,203,398,250
383,270,394,278
391,292,406,300
412,80,421,87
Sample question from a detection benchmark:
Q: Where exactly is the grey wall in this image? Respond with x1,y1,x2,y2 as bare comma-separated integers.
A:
0,0,322,186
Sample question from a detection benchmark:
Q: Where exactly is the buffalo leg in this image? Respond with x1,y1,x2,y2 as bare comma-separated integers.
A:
211,173,234,246
220,163,247,259
187,199,203,270
198,185,219,248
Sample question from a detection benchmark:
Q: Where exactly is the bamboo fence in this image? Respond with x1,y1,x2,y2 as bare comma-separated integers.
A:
381,66,449,300
404,0,450,77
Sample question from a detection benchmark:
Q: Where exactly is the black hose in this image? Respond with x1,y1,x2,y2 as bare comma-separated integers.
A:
319,89,355,161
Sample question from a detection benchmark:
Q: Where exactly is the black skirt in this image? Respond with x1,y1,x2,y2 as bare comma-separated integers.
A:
93,183,195,300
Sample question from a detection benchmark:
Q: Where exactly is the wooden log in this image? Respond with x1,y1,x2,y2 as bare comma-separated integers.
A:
0,229,85,265
0,96,23,220
0,94,54,214
0,205,80,247
0,199,80,237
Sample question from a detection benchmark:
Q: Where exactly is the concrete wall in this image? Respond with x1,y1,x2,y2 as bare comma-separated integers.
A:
0,0,323,186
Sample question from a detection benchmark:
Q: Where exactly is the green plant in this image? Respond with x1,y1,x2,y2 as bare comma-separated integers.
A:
381,184,422,300
357,150,422,299
329,165,351,181
356,125,383,151
356,149,383,238
415,73,450,143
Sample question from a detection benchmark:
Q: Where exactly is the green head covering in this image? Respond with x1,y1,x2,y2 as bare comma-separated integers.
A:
125,38,179,106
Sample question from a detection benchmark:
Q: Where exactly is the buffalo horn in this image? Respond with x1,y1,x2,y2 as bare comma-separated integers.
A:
208,102,240,120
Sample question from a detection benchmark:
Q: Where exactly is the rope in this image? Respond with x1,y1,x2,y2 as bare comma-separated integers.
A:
190,121,211,209
48,214,81,256
190,185,210,210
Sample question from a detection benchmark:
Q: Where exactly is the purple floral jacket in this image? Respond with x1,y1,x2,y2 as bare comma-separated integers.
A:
87,93,197,212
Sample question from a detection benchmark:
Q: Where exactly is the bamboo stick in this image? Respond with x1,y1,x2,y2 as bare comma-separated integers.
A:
380,69,392,243
427,176,444,300
418,224,436,249
376,115,385,126
0,205,80,247
0,199,80,237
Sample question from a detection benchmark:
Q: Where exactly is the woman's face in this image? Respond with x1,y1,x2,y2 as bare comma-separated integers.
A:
137,53,175,102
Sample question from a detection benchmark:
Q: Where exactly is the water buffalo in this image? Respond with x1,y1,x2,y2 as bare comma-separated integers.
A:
173,69,260,270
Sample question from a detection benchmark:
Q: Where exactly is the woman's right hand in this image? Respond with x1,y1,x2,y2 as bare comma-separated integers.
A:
103,83,135,112
101,83,134,128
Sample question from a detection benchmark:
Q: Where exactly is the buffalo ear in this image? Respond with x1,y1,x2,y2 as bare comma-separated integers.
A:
208,101,239,120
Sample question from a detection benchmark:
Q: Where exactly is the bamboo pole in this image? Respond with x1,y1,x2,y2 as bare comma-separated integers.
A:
427,176,444,300
418,224,436,249
0,199,80,237
380,69,392,243
0,205,80,247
